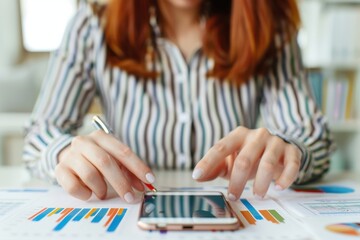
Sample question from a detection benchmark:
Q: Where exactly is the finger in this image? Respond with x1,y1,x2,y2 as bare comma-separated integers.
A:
69,155,107,200
71,136,135,203
275,145,302,190
273,163,284,180
228,139,266,201
90,131,155,184
194,159,228,182
253,137,284,198
193,126,248,180
122,167,145,192
55,165,92,200
104,180,118,199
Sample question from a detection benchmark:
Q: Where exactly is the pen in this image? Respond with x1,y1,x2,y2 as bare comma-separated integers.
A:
92,115,157,192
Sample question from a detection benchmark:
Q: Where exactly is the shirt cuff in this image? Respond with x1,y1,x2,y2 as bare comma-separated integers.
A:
42,134,74,182
266,128,314,184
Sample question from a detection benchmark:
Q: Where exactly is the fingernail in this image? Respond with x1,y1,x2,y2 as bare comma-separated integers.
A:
192,168,203,180
254,194,264,200
227,193,237,201
124,192,135,203
146,173,156,183
275,184,283,191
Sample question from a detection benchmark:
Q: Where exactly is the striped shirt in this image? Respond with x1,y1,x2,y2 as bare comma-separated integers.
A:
23,4,335,184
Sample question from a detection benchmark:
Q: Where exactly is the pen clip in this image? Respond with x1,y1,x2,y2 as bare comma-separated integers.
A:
92,115,113,134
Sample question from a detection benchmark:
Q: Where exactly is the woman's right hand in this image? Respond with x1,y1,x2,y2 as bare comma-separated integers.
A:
55,130,155,203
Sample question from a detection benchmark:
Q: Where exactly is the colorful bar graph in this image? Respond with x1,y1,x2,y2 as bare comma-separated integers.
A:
28,207,127,233
54,208,81,231
85,208,98,218
92,208,108,223
73,208,90,221
240,199,263,220
240,210,256,225
240,199,285,225
269,209,284,223
32,208,55,221
108,208,127,232
259,210,278,224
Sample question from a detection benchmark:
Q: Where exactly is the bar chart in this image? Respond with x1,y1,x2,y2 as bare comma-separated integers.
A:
28,207,127,232
240,199,285,225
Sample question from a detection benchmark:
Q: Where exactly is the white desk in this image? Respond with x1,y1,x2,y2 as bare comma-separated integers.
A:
0,165,357,188
0,166,359,240
0,165,231,190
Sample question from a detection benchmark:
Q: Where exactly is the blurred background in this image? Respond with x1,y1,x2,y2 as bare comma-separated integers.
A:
0,0,359,173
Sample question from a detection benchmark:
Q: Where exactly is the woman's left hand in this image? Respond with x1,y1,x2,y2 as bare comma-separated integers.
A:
192,127,302,201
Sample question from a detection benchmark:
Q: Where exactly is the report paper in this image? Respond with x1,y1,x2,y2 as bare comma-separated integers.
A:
0,187,313,240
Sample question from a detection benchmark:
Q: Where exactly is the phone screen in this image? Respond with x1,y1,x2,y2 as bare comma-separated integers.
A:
140,192,234,220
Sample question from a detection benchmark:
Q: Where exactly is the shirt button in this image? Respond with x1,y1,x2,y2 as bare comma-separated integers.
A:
177,74,186,83
179,154,187,165
179,113,189,123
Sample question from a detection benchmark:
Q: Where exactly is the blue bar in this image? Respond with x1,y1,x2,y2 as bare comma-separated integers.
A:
91,208,108,223
240,199,263,220
107,209,127,232
32,208,55,221
73,208,91,221
54,208,81,231
91,208,99,216
55,208,64,214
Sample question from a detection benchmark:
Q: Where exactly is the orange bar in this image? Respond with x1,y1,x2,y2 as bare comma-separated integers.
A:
28,207,47,220
48,208,61,217
104,208,117,227
85,208,97,219
259,210,278,224
240,211,256,225
56,208,73,222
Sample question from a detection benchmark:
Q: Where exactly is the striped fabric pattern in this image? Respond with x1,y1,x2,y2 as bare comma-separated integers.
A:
23,4,335,184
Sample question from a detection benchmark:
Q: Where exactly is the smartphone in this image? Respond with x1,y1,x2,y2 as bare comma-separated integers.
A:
137,191,241,231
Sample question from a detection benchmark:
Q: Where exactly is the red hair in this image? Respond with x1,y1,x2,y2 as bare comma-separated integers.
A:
104,0,300,83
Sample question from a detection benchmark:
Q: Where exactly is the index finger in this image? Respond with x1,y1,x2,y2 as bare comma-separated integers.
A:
193,127,248,180
90,130,155,184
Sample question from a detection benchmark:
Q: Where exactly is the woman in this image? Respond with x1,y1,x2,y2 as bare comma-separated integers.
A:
24,0,334,203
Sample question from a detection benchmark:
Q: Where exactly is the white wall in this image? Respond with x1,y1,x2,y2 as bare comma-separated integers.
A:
0,0,50,165
0,0,22,68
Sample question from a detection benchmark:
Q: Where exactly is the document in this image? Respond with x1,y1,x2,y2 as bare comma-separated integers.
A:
0,186,313,240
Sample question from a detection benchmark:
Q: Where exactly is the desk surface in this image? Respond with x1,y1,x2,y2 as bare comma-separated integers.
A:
1,166,359,240
1,165,358,188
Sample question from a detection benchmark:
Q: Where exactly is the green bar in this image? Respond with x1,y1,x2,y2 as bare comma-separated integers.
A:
268,210,284,223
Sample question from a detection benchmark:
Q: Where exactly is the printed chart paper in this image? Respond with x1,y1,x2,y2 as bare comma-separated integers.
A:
280,197,360,218
0,187,313,240
305,216,360,240
0,188,47,221
0,188,139,240
268,181,359,199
